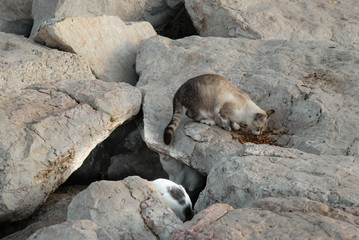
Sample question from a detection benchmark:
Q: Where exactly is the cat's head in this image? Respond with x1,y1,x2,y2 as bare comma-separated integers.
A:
250,109,275,135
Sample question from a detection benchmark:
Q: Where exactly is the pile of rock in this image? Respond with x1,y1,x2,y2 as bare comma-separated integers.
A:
1,0,359,239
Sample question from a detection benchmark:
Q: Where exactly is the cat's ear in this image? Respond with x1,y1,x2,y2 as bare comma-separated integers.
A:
255,113,266,121
266,109,275,118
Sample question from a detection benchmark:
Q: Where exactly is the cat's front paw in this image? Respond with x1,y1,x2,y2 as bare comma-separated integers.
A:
231,122,240,130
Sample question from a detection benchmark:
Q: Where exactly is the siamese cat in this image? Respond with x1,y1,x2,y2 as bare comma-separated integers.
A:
164,74,275,145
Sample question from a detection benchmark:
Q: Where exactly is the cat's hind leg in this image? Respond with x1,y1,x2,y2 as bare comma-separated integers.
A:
231,121,240,130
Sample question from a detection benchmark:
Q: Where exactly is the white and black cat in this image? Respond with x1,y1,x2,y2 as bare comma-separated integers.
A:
152,178,193,222
164,74,275,145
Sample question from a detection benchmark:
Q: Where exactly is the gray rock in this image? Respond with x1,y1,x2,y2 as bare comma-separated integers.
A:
0,80,141,222
195,143,359,212
67,177,183,240
0,32,96,93
34,16,156,85
27,220,112,240
0,0,33,36
185,0,359,43
1,186,86,240
171,199,359,240
31,0,184,37
136,35,359,176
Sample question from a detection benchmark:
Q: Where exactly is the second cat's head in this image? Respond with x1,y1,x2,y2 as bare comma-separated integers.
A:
250,109,275,135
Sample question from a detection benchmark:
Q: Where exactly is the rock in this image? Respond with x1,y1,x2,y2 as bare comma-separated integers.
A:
27,220,112,240
67,176,183,239
31,0,184,37
185,0,359,43
0,32,96,93
0,79,141,222
136,35,359,176
171,198,359,239
0,186,85,240
0,0,33,36
195,143,359,212
34,16,156,85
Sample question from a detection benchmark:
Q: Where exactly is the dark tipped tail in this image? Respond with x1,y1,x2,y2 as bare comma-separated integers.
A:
164,127,174,145
163,104,183,145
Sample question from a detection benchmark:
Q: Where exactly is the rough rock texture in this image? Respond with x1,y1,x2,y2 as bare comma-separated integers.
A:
171,199,359,240
136,35,359,176
31,0,184,37
0,32,96,93
185,0,359,43
0,0,33,36
0,80,141,222
34,16,156,85
195,143,359,212
0,186,85,240
67,177,183,240
27,220,112,240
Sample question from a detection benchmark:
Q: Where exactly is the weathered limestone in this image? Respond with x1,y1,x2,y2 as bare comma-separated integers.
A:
31,0,184,37
0,0,33,36
171,199,359,239
67,177,183,240
0,32,96,93
0,80,141,222
34,16,156,85
185,0,359,43
195,143,359,212
136,35,359,176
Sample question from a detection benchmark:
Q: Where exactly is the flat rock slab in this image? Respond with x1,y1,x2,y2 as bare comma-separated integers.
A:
185,0,359,43
34,16,156,85
67,176,183,240
0,32,96,93
0,80,141,222
171,199,359,239
31,0,183,37
136,35,359,175
195,143,359,212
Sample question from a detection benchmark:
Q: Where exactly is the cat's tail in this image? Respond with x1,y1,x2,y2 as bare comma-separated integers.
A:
164,98,183,145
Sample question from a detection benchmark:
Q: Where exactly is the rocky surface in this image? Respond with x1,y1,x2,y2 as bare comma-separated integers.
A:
136,35,359,173
0,0,33,36
34,16,156,85
28,220,112,240
0,186,85,240
195,143,359,212
0,32,96,93
31,0,184,37
171,198,359,239
65,176,183,240
0,79,141,222
185,0,359,43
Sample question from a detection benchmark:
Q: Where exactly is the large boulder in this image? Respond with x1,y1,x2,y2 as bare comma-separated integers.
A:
195,143,359,212
185,0,359,43
66,177,183,239
0,0,33,36
31,0,184,37
0,32,96,93
0,79,141,222
136,35,359,176
0,186,86,240
34,16,156,85
171,198,359,239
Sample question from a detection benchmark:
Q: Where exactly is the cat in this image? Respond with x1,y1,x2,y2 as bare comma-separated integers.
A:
152,178,194,222
164,73,275,145
159,154,206,203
